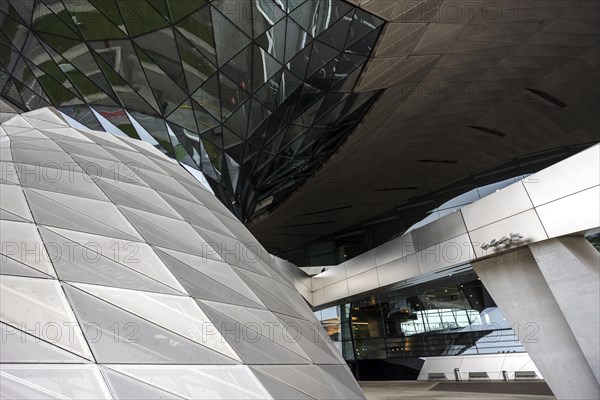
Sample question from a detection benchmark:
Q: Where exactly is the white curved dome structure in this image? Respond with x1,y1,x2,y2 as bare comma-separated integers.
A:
0,108,364,400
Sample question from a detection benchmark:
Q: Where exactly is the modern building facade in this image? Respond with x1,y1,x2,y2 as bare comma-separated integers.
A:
1,1,599,399
0,108,364,399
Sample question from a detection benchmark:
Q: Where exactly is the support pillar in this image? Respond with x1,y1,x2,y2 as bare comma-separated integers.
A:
473,237,599,400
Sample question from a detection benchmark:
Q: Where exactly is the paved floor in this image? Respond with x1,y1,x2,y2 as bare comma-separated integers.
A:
360,381,556,400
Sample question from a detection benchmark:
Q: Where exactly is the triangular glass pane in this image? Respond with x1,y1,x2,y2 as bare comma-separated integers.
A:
124,111,168,153
38,227,181,295
286,42,313,80
166,99,199,133
66,0,127,40
8,0,33,25
24,57,81,106
255,17,286,63
212,0,253,37
306,41,340,79
191,73,221,120
83,41,154,110
252,45,283,92
59,105,104,131
253,69,282,110
211,6,251,66
159,123,197,164
44,226,187,293
220,44,252,91
333,52,366,81
88,0,128,34
23,187,143,241
0,322,87,363
295,96,324,127
289,0,351,35
63,283,238,364
128,112,174,156
252,0,286,38
16,84,52,111
1,80,26,110
225,153,240,190
31,2,80,39
284,17,312,64
165,0,208,22
246,99,272,137
89,50,160,115
191,99,221,134
154,248,265,309
117,0,171,36
133,44,188,116
72,283,241,361
222,127,245,151
315,10,354,50
174,29,216,93
288,1,316,35
327,0,354,24
0,276,92,360
222,99,250,139
293,82,323,118
145,0,171,21
345,24,382,55
134,27,187,91
197,300,313,365
174,5,216,65
219,72,250,122
100,366,185,400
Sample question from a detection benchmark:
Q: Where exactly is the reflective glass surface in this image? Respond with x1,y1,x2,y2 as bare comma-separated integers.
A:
316,270,526,378
0,0,384,221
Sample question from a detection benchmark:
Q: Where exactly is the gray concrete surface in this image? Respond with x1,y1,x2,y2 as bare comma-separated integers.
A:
360,381,556,400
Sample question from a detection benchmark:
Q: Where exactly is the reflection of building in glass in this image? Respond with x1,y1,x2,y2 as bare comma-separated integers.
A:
315,270,525,379
0,0,384,221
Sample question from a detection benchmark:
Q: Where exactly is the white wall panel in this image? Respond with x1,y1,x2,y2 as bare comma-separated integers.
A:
373,232,416,267
347,268,379,297
469,210,548,258
462,182,534,231
376,253,420,287
416,233,474,275
523,145,599,207
536,186,600,238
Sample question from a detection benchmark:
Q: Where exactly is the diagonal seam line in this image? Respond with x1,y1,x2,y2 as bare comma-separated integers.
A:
24,187,142,241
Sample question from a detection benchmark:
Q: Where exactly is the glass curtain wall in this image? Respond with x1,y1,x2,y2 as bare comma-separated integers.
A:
314,269,526,377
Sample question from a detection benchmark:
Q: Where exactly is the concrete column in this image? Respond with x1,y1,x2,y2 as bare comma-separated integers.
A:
531,237,600,384
473,243,599,400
